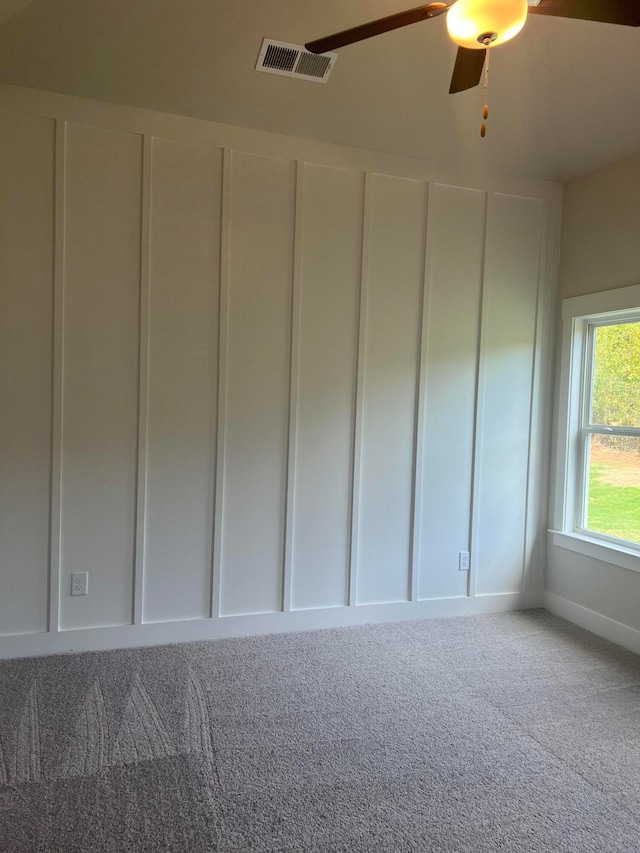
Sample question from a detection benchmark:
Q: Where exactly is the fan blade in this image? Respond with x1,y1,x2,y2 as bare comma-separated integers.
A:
449,47,486,94
305,2,451,54
528,0,640,27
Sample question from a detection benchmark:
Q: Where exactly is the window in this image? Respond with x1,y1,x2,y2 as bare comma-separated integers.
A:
552,284,640,571
577,320,640,546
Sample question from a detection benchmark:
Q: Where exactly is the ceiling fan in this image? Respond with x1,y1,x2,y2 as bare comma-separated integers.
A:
305,1,640,95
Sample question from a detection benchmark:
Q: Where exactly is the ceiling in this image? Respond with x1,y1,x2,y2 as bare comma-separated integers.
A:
0,0,639,181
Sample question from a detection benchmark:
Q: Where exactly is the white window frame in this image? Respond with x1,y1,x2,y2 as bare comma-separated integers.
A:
551,283,640,574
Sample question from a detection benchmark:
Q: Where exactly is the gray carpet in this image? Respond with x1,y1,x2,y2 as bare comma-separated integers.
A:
1,610,640,852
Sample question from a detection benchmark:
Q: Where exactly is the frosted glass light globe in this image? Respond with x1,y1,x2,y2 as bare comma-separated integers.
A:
447,0,528,49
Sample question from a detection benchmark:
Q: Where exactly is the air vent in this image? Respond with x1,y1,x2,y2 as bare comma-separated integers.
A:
256,39,337,83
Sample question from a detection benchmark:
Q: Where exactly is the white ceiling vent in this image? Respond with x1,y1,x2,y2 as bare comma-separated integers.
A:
256,39,337,84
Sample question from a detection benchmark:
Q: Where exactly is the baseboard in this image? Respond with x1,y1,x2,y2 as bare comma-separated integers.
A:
544,591,640,655
0,591,541,660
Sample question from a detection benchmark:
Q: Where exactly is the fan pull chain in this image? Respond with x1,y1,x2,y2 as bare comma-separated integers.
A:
481,40,491,138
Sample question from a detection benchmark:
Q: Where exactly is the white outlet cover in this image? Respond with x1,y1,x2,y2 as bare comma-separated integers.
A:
458,551,470,572
71,572,88,596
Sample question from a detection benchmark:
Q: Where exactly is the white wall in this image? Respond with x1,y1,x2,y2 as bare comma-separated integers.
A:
546,150,640,651
557,151,640,300
0,83,561,658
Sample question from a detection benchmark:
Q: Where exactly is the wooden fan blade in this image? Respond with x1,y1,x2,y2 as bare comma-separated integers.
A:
449,47,486,94
528,0,640,27
305,2,451,54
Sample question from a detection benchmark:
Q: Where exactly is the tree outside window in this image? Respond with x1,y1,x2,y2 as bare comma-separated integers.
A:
581,320,640,546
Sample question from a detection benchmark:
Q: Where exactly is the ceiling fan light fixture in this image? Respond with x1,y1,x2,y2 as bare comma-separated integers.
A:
446,0,528,49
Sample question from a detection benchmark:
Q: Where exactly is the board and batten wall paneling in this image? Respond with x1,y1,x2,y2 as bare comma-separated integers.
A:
290,164,364,611
473,193,544,596
356,174,428,605
418,184,486,600
60,124,142,630
0,82,562,656
0,111,55,636
143,139,222,623
219,152,296,617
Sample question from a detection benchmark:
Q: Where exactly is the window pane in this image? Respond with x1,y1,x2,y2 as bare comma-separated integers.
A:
586,434,640,545
590,321,640,427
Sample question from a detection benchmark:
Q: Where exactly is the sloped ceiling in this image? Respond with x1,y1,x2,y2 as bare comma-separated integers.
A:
0,0,639,180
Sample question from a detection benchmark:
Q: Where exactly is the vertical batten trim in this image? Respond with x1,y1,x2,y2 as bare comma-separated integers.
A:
133,134,152,625
467,190,491,599
537,196,563,587
211,148,232,619
48,119,66,634
282,160,304,613
410,181,431,603
521,200,547,595
348,171,371,607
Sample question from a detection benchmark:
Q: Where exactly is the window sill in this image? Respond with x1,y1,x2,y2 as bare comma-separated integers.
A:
549,530,640,575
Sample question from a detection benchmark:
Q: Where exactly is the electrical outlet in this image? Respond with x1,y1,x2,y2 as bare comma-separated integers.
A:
71,572,88,596
458,551,470,572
